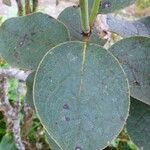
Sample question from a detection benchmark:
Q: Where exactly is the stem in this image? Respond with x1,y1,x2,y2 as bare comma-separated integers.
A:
89,0,101,27
16,0,23,16
25,0,31,14
79,0,90,34
32,0,38,12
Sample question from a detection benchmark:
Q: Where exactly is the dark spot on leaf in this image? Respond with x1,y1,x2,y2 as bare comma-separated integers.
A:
75,146,82,150
63,104,69,110
31,32,36,36
65,117,70,122
18,34,29,47
133,80,140,86
55,122,58,125
101,1,111,9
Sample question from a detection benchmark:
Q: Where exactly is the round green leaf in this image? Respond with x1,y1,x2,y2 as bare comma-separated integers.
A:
33,41,129,150
0,12,70,70
127,97,150,150
109,36,150,105
58,7,106,45
89,0,135,14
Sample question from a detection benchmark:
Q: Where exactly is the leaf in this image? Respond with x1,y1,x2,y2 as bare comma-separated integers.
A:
127,97,150,150
25,72,61,149
88,0,135,14
25,71,35,108
0,12,70,70
106,15,150,37
0,134,17,150
2,0,11,6
109,36,150,105
33,41,129,150
58,7,106,45
45,132,61,150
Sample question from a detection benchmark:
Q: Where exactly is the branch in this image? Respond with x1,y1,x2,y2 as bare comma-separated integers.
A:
0,76,25,150
0,68,30,81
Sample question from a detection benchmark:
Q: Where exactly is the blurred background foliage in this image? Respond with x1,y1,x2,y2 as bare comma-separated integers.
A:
136,0,150,9
0,0,150,149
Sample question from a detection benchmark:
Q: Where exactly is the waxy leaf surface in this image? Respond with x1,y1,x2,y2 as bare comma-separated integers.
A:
0,12,70,70
33,41,129,150
109,36,150,105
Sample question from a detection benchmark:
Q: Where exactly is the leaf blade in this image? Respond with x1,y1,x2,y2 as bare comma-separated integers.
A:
127,97,150,150
33,41,129,150
0,12,70,70
109,36,150,105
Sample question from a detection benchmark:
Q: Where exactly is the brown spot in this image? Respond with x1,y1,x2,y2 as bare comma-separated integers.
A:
55,122,58,125
65,117,70,122
101,1,111,8
63,104,69,110
75,146,82,150
81,31,91,37
100,30,108,39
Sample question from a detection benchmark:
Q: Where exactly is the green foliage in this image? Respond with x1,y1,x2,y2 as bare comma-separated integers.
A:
0,113,6,142
127,97,150,150
33,41,129,150
109,36,150,105
8,79,18,102
26,116,50,149
0,134,17,150
136,0,150,9
0,12,70,70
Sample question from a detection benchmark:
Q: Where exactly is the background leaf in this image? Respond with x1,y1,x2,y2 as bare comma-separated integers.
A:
106,15,150,37
25,71,35,108
88,0,135,14
33,41,129,150
0,12,70,70
127,97,150,150
109,36,150,105
0,134,17,150
58,7,106,45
